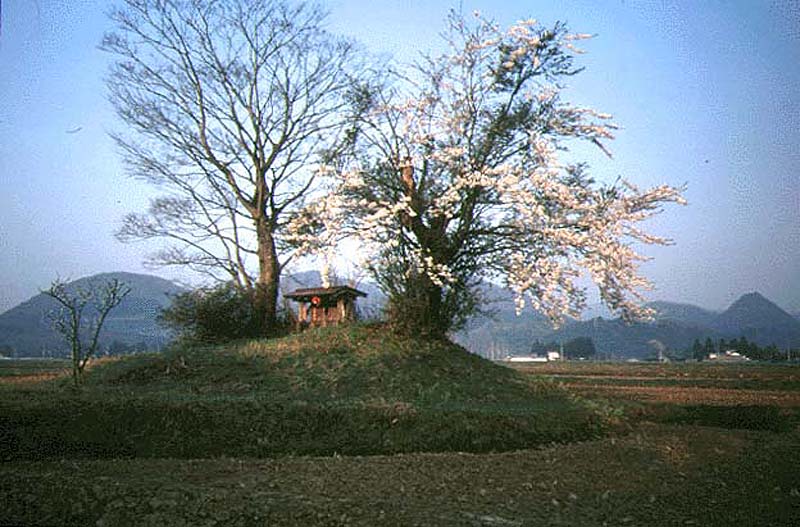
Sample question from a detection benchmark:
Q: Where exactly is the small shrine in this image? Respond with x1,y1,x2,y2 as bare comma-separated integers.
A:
284,285,367,330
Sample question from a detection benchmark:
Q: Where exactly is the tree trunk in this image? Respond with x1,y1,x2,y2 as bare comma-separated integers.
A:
421,280,447,339
389,273,448,339
254,216,280,333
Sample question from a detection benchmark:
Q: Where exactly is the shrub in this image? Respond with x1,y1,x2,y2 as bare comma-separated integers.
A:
159,283,279,344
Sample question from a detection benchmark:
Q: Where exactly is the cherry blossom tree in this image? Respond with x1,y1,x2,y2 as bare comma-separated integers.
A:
290,11,685,338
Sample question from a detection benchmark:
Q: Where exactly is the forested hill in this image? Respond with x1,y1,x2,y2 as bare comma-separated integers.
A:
456,294,800,360
0,273,183,357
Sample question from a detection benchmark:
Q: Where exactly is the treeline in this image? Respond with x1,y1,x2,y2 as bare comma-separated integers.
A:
689,337,797,362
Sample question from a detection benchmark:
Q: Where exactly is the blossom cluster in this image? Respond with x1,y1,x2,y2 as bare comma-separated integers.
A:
288,12,685,325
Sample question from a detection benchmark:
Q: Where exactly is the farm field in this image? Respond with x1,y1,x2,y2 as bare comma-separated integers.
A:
2,338,799,526
0,357,70,384
510,361,800,407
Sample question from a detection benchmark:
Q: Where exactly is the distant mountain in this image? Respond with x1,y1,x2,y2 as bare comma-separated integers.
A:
4,271,796,360
647,301,718,328
456,291,800,360
454,308,553,360
454,292,717,359
545,317,714,360
0,272,183,357
712,292,800,348
714,292,797,330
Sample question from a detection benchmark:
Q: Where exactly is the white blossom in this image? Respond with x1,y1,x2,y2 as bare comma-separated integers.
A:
290,12,685,327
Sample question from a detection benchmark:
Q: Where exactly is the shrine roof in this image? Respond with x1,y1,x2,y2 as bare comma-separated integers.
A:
284,285,367,302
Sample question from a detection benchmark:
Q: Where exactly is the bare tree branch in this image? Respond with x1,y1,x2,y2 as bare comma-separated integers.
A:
104,0,367,330
44,278,131,386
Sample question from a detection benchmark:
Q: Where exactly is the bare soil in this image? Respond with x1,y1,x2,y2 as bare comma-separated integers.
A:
567,383,800,407
2,424,798,526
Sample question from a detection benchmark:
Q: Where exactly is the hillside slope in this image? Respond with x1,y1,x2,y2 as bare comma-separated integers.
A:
91,324,560,406
457,293,800,359
648,301,718,327
0,272,183,357
712,292,800,347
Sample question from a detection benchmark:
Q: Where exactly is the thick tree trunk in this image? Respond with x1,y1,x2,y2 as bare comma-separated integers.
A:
422,280,447,339
389,273,448,339
254,216,280,333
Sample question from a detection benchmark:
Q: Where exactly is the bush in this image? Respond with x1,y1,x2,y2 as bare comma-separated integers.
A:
378,268,481,339
159,283,272,344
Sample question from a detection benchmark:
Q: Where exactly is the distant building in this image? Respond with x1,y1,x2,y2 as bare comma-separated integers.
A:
506,356,548,363
547,350,561,362
708,350,750,362
502,350,559,363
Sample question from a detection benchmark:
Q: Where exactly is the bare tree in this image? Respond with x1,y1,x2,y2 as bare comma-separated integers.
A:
103,0,363,331
44,278,131,386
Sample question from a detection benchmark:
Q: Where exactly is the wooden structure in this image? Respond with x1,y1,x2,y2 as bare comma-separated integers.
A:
284,286,367,329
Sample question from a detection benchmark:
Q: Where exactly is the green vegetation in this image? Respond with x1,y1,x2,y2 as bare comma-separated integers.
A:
690,335,797,361
0,325,607,461
647,404,796,432
530,373,800,392
158,281,282,344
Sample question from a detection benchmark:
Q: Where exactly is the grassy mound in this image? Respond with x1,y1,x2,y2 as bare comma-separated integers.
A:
1,325,612,459
90,324,550,403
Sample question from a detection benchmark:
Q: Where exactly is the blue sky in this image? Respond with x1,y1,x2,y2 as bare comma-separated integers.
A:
0,0,798,314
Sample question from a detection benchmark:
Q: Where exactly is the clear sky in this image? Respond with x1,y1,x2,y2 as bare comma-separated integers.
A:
0,0,798,314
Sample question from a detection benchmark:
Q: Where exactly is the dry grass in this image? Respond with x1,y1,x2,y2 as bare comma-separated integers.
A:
0,371,65,384
512,361,800,406
566,383,800,406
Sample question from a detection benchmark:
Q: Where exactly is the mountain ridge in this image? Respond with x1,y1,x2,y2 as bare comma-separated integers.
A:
646,300,718,327
711,292,800,349
457,290,800,359
2,272,798,359
0,272,184,357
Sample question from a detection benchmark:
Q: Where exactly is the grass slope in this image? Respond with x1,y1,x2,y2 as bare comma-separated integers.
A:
1,325,610,460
